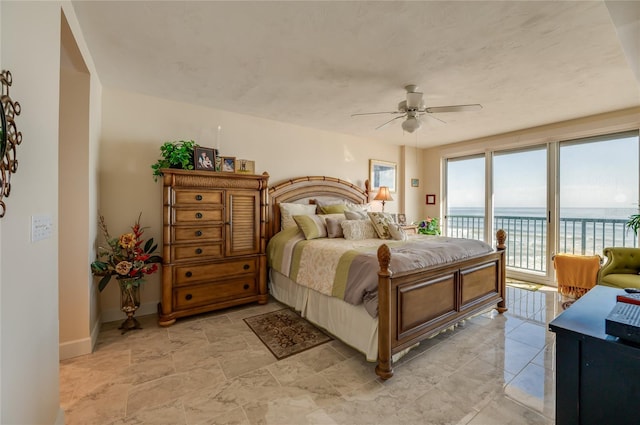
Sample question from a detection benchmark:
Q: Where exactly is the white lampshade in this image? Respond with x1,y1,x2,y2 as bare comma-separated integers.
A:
402,117,421,133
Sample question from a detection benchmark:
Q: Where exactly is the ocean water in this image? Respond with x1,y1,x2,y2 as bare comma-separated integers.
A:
448,207,637,220
446,207,639,272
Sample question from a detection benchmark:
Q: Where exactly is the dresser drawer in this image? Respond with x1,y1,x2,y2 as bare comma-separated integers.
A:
173,207,223,224
172,225,223,242
173,189,223,205
171,243,223,262
173,277,257,310
174,258,258,285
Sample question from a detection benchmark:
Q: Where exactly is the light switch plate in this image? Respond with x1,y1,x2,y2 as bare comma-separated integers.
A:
31,215,53,242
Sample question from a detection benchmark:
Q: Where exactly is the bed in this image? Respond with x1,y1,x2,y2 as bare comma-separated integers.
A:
266,176,507,379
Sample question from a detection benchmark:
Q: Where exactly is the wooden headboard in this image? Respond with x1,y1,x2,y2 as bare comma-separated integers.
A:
267,176,368,239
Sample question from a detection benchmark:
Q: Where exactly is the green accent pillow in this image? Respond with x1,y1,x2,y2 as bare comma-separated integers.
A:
319,204,348,214
293,214,327,240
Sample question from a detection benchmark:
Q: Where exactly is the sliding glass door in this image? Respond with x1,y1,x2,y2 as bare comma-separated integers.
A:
445,156,486,241
494,148,548,273
443,130,639,283
558,132,639,255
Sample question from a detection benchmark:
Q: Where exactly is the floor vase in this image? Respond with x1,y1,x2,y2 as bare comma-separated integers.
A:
118,278,142,334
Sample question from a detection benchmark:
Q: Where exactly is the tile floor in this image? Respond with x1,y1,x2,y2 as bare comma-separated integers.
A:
60,285,565,425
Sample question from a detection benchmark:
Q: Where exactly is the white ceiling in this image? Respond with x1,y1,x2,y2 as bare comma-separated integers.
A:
71,1,640,148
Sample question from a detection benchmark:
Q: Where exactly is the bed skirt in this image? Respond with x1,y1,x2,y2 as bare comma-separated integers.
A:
269,269,379,361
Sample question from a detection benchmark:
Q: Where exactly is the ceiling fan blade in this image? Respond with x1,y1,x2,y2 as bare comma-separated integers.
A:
375,114,406,130
425,104,483,113
424,114,447,124
351,111,403,117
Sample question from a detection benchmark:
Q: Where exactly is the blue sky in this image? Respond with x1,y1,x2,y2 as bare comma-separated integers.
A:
447,133,639,210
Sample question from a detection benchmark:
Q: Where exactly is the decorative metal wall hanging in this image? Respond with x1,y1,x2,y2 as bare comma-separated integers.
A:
0,70,22,218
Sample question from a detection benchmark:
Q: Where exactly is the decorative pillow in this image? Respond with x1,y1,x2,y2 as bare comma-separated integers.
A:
346,202,371,212
344,210,368,220
325,217,346,238
315,198,347,214
319,203,348,214
367,212,396,239
318,213,347,224
388,224,408,241
279,203,317,230
341,219,378,240
293,214,327,240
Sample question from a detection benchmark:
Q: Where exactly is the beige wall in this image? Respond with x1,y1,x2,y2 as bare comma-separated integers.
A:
421,107,640,227
1,2,101,422
1,2,62,423
98,88,404,317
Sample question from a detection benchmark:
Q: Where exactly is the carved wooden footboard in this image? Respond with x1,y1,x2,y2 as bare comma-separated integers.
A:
375,229,507,379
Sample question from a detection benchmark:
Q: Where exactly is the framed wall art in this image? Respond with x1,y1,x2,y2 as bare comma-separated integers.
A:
411,178,419,187
426,194,436,205
369,159,397,193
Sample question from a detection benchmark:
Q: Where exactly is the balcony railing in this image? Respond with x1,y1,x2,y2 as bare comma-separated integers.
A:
446,215,638,273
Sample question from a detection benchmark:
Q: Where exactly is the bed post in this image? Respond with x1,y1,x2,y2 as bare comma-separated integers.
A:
496,229,508,313
376,244,394,380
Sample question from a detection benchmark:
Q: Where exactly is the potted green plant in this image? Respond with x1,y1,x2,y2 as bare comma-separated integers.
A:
413,217,441,235
151,140,198,181
626,213,640,236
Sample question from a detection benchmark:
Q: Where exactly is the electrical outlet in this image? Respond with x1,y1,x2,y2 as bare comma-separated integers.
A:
31,215,53,242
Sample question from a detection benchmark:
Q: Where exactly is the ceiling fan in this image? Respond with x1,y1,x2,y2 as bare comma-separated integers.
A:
351,85,482,133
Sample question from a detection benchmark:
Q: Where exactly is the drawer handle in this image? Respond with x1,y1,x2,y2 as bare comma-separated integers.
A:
243,264,250,270
195,230,202,237
195,248,203,255
196,212,203,219
195,195,203,201
185,294,193,300
185,271,192,278
243,284,250,290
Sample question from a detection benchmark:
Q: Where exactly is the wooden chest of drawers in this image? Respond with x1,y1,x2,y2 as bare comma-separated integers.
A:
158,169,269,326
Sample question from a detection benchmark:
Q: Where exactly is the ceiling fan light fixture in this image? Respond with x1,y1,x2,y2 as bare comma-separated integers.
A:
406,92,423,109
402,117,421,133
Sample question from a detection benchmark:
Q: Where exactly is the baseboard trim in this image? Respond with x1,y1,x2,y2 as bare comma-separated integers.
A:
100,300,157,324
59,335,93,360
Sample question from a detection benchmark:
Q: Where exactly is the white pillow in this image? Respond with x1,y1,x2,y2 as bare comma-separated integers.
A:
280,203,317,230
388,224,408,241
344,210,367,220
341,219,378,240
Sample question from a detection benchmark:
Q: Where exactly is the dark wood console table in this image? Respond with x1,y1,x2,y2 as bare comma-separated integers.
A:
549,285,640,425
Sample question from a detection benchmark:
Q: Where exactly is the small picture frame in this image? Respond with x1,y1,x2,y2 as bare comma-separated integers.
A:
194,147,216,170
236,159,255,174
426,194,436,205
411,178,419,188
221,156,236,173
397,213,407,225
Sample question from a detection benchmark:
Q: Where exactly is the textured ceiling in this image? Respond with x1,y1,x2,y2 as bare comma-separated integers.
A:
71,1,640,148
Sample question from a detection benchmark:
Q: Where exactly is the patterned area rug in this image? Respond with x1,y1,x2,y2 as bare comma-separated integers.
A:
244,309,332,360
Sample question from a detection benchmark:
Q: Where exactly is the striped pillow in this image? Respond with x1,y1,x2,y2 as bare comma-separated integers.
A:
293,215,327,240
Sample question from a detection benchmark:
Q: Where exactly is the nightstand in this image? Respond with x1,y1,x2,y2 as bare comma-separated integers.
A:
400,225,418,235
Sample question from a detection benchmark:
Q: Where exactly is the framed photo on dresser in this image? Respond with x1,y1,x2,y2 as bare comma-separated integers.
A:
194,147,216,170
221,156,236,173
